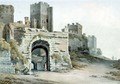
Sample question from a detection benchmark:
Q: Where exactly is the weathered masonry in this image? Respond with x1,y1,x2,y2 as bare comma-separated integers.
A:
0,5,14,24
1,2,72,73
30,2,53,32
3,23,72,72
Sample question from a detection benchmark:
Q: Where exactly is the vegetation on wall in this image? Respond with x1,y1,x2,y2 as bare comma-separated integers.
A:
70,51,87,69
0,39,28,73
14,27,25,45
69,51,78,61
69,33,82,41
113,59,120,70
0,22,4,29
51,53,62,64
0,6,4,13
0,38,10,51
62,55,70,64
9,39,28,64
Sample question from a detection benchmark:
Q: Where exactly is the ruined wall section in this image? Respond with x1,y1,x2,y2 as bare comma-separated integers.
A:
62,23,89,52
69,37,82,51
0,22,5,39
19,28,71,71
0,50,15,73
0,5,14,24
0,39,15,74
2,23,27,42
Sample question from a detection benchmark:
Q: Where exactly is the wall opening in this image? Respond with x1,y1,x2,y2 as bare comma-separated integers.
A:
31,40,50,71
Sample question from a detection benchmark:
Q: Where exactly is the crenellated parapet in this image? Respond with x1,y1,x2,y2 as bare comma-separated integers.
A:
62,23,82,37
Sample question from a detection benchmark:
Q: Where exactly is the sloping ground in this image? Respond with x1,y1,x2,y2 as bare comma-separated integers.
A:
113,59,120,70
70,51,109,63
0,74,59,84
70,51,113,70
7,63,118,84
0,50,119,84
0,60,119,84
105,59,120,81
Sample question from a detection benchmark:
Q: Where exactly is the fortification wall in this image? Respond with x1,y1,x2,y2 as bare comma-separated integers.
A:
18,28,71,71
0,5,14,24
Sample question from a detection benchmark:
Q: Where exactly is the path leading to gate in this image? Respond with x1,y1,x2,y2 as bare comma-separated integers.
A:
14,63,120,84
33,63,119,84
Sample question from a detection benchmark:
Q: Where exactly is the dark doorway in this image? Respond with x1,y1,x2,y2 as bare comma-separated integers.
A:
31,40,50,71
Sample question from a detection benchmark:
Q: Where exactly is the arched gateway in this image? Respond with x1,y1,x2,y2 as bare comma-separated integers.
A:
31,40,50,71
2,25,72,72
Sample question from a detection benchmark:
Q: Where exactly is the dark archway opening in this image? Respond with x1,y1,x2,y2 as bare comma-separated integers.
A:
3,24,11,42
31,40,50,71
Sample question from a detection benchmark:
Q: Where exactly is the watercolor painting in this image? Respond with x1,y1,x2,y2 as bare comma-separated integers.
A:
0,0,120,84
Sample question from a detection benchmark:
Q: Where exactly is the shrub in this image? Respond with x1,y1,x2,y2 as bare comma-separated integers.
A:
69,51,78,61
0,38,10,50
113,59,120,70
71,61,87,69
69,34,82,41
109,71,120,76
0,74,14,84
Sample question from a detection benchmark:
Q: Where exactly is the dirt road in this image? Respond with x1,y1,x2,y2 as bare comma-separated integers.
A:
5,63,119,84
13,63,119,84
31,63,119,84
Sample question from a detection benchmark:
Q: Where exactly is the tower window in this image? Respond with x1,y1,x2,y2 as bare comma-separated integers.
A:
46,19,48,23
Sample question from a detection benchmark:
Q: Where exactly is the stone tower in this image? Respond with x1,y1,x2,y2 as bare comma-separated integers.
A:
0,5,14,24
62,23,82,37
24,17,30,25
88,35,97,49
30,2,53,32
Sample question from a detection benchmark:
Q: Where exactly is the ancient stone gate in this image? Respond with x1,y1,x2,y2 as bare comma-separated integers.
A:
2,23,72,72
31,40,50,71
17,27,72,72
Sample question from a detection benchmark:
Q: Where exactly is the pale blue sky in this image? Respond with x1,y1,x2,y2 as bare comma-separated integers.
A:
1,0,120,59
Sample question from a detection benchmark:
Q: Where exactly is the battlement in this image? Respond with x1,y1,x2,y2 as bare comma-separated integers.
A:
62,22,83,37
31,2,49,7
67,23,82,27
